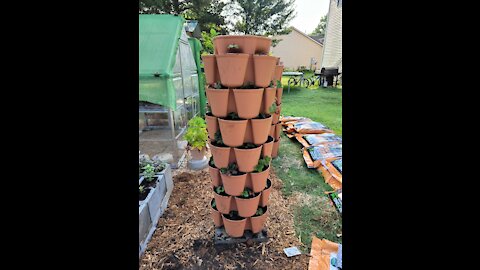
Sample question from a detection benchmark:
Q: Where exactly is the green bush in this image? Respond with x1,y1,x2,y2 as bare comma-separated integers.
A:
184,116,208,150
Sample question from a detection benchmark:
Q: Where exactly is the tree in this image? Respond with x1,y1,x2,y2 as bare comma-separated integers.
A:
310,15,327,37
228,0,296,38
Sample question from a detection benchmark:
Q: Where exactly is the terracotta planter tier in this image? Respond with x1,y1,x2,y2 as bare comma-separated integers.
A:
216,54,249,88
214,191,232,214
218,118,248,147
211,199,223,227
261,87,277,114
208,164,221,187
221,173,248,196
208,141,231,169
205,113,219,139
202,55,217,85
250,207,268,233
255,37,272,54
272,138,280,158
235,193,261,217
234,145,263,173
262,136,274,158
260,179,272,207
276,88,283,105
221,215,247,238
250,166,270,193
274,123,282,141
253,55,277,87
233,88,264,119
213,35,258,55
250,115,273,145
272,65,284,81
206,88,229,117
272,113,280,124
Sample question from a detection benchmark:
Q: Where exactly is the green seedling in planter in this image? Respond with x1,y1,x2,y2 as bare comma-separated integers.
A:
142,164,156,182
213,81,226,89
220,163,239,176
227,112,240,120
239,142,257,149
277,80,282,88
139,185,145,194
239,81,256,89
227,44,241,53
254,207,264,217
209,157,216,168
269,102,277,114
254,156,271,173
184,116,208,150
215,185,225,194
240,187,255,198
268,80,275,88
257,113,270,119
211,199,217,210
214,131,225,146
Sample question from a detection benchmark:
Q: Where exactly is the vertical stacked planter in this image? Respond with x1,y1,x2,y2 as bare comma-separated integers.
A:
203,35,280,238
271,58,283,158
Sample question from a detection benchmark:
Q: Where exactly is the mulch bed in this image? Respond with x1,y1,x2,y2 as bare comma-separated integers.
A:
139,163,309,270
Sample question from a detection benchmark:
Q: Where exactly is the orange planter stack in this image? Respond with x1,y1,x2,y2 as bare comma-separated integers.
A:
203,35,282,238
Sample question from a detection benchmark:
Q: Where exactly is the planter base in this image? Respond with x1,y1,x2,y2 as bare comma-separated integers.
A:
213,226,268,246
188,156,208,170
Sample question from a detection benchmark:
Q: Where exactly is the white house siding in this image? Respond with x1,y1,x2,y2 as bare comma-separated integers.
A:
322,0,342,72
271,28,323,71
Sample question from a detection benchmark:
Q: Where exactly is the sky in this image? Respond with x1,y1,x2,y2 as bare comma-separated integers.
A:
289,0,330,35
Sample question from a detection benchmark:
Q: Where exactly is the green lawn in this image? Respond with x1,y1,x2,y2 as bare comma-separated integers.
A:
272,79,342,252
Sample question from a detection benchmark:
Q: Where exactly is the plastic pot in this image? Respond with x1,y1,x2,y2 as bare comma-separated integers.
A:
211,198,223,227
216,54,249,88
261,87,277,114
221,214,246,238
208,163,222,187
250,166,270,193
233,88,264,119
253,55,277,87
208,141,231,169
250,206,268,233
250,115,273,145
272,137,281,158
260,179,272,207
206,88,229,118
234,144,263,173
276,88,283,105
218,118,248,147
262,136,274,158
213,189,232,214
221,173,248,196
235,192,261,218
202,55,217,85
205,113,219,140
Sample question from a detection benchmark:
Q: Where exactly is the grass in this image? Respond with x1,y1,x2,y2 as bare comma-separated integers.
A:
272,78,342,252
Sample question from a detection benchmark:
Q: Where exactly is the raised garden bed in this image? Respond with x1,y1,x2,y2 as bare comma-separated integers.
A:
139,163,173,257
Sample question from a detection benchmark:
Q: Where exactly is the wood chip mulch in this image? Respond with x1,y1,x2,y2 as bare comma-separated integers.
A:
139,161,309,270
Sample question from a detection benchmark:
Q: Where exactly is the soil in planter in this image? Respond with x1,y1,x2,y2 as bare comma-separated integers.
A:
214,185,229,196
223,211,245,221
237,142,258,149
141,178,157,189
253,206,267,217
211,198,218,211
238,187,260,199
139,188,150,201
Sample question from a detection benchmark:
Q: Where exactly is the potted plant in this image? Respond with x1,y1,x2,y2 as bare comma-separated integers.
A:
205,110,219,140
201,54,217,85
253,52,277,87
210,198,223,227
255,36,272,55
213,35,257,55
218,112,248,147
141,164,158,188
262,136,274,158
208,131,231,169
220,163,247,196
222,211,247,238
233,142,263,173
250,112,273,145
273,65,284,81
213,185,232,214
260,179,272,207
232,82,264,119
216,44,249,87
184,116,209,170
208,157,222,187
250,206,268,233
235,187,261,217
261,80,277,114
276,80,283,105
206,82,229,118
250,156,271,193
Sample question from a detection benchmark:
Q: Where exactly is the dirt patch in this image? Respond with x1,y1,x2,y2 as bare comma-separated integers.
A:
139,165,309,269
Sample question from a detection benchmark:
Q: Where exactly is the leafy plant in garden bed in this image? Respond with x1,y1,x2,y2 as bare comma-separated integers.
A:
139,185,150,202
142,164,157,188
